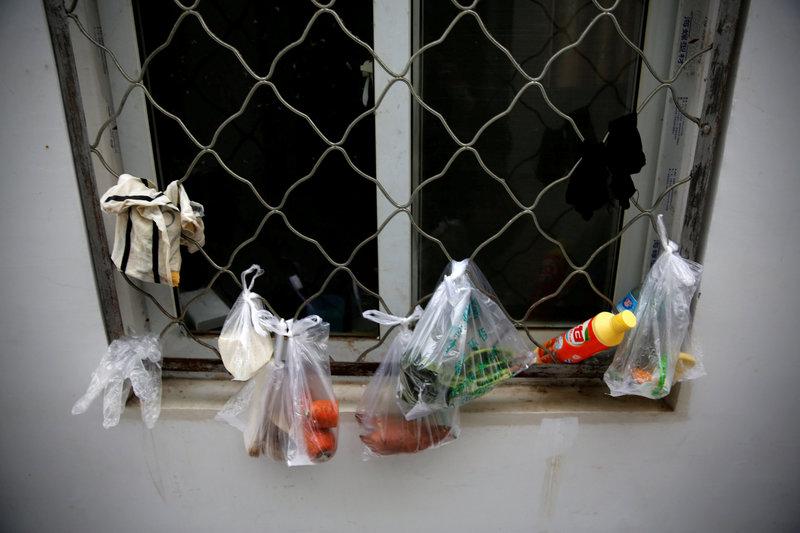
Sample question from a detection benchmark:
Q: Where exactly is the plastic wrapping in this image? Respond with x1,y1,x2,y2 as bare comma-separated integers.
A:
218,265,274,381
604,215,703,398
675,326,706,383
356,308,459,458
396,259,534,418
217,314,338,466
72,335,162,428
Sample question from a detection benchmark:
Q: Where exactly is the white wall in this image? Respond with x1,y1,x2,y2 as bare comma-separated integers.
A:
1,1,798,532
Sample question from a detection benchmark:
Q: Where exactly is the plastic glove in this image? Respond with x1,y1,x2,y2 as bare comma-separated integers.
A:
72,335,162,428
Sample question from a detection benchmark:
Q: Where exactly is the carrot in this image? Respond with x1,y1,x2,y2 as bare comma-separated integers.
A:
308,400,339,428
305,427,336,459
360,416,452,455
632,368,653,384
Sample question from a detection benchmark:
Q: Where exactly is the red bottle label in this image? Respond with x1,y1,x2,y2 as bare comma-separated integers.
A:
535,319,608,364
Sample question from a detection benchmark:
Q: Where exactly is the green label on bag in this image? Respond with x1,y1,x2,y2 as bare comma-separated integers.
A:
448,347,513,403
651,353,669,398
462,296,481,321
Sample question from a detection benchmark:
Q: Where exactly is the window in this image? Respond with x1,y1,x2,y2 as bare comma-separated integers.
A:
414,1,647,324
49,0,741,380
134,1,381,336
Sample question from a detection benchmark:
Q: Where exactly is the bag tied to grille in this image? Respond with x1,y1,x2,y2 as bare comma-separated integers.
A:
356,307,460,458
101,173,205,286
396,259,535,419
603,214,704,398
217,313,339,466
218,265,274,381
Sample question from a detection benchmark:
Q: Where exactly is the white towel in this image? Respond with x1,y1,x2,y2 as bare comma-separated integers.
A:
101,174,205,286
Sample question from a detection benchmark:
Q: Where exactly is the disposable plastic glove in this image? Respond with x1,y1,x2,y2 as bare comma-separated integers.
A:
72,335,162,428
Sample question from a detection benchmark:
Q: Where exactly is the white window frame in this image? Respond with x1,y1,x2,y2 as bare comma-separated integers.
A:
68,0,723,362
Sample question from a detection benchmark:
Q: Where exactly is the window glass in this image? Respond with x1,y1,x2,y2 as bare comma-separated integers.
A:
134,0,379,335
415,0,647,325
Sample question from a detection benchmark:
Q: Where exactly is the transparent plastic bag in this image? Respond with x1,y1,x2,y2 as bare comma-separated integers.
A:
218,265,274,381
675,326,706,383
72,335,162,428
396,259,534,418
604,215,703,398
216,360,287,459
217,314,338,466
356,308,460,458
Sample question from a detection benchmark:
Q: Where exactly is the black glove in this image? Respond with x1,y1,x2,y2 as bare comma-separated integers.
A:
565,113,646,219
565,141,611,221
606,113,646,210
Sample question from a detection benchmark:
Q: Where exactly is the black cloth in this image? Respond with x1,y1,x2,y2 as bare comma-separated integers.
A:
566,141,610,221
565,113,646,219
607,113,646,210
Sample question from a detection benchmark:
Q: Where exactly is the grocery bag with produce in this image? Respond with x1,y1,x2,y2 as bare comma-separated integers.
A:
217,313,338,466
396,259,534,419
604,214,704,399
356,307,459,458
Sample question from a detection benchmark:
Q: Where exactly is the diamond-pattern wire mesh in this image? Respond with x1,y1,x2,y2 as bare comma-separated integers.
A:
65,0,713,362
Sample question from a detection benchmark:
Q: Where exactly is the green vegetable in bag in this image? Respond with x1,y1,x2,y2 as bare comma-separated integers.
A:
396,259,534,419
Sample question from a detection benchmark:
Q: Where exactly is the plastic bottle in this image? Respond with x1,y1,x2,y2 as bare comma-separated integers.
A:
615,288,639,313
535,311,637,364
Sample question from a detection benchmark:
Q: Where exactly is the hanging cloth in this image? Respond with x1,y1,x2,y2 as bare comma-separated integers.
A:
565,113,647,220
100,174,205,286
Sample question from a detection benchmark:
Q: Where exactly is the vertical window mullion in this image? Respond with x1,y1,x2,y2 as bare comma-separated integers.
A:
612,0,679,300
613,0,718,299
373,0,413,326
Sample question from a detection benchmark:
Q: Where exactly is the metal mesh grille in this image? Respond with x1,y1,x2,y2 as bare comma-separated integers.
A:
63,0,714,362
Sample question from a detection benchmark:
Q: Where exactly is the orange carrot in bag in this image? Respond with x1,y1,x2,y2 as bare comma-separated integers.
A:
309,400,339,428
359,416,451,455
305,427,336,458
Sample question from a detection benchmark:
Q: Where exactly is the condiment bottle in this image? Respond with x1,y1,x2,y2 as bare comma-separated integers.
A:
535,311,637,364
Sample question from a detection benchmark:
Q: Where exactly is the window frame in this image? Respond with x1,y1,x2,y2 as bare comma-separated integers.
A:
45,0,746,390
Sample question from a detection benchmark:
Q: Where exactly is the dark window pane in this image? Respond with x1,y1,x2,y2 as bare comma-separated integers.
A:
415,1,646,325
135,0,378,335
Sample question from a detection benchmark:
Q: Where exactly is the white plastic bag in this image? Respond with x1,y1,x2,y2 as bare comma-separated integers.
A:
675,326,706,383
396,259,534,418
72,335,162,428
217,313,338,466
356,308,460,458
215,359,285,458
218,265,274,381
604,215,703,398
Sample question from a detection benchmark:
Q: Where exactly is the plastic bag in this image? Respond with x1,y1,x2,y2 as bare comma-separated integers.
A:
396,259,534,418
72,335,162,428
217,313,338,466
356,308,460,458
604,215,703,398
218,265,274,381
675,326,706,383
215,359,285,458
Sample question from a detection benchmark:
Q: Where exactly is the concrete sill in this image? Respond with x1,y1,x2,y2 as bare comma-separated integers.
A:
144,376,673,418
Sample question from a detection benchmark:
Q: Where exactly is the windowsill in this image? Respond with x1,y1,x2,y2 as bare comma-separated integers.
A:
139,376,674,419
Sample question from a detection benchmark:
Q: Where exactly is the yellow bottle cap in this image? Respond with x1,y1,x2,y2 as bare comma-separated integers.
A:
611,310,637,333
